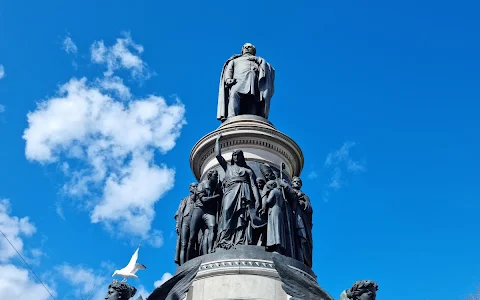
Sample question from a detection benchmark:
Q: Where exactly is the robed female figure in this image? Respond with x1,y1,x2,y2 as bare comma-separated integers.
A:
214,134,261,249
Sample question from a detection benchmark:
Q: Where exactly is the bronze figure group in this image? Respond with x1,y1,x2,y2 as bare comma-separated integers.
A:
174,134,314,267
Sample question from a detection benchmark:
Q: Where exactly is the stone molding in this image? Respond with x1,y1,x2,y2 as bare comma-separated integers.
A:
190,116,304,180
195,258,316,282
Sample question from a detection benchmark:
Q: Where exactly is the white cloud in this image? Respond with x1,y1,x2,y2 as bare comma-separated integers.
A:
97,76,131,100
135,285,152,299
0,199,37,262
62,35,78,55
57,263,152,299
154,272,173,287
323,142,366,200
91,32,151,79
0,104,5,113
0,200,56,300
148,230,164,248
57,264,107,299
0,64,5,79
23,54,186,242
0,264,55,300
91,154,175,240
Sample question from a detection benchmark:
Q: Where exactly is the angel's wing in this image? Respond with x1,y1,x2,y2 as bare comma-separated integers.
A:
272,256,333,300
125,247,139,271
147,259,201,300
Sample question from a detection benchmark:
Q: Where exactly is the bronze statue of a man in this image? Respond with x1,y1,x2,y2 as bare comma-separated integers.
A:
340,280,378,300
187,169,222,258
292,176,314,268
174,182,197,265
217,43,275,121
104,280,137,300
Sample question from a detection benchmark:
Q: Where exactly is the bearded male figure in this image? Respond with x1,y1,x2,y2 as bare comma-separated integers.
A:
104,280,137,300
174,182,197,265
217,43,275,121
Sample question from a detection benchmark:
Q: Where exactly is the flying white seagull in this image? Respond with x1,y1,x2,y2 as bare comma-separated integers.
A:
112,246,146,282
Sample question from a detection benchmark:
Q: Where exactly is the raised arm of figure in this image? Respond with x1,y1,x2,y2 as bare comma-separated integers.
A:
215,134,227,170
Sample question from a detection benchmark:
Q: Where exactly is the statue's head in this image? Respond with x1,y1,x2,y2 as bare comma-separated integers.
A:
206,169,219,183
260,163,276,181
189,182,198,194
242,43,256,55
231,150,246,166
256,178,266,190
265,180,277,192
345,280,378,300
105,280,137,300
292,176,303,189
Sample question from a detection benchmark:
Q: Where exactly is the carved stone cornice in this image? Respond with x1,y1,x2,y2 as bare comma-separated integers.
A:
190,115,304,180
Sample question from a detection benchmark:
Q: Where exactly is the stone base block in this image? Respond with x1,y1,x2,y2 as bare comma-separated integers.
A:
186,273,288,300
175,246,316,300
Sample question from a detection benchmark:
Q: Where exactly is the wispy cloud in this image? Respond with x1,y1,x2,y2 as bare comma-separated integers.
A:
0,65,5,79
0,104,5,113
323,141,366,201
0,199,36,262
0,199,56,299
91,31,153,79
306,170,319,180
62,34,78,55
23,33,186,245
61,33,79,69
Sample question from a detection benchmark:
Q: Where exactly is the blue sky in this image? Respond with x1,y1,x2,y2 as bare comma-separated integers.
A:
1,0,479,299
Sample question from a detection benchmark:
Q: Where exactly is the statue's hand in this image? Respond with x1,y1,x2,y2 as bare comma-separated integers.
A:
259,207,267,216
225,78,236,87
277,178,289,188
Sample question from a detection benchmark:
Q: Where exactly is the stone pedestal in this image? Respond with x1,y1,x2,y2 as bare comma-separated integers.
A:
190,115,304,182
181,115,314,300
180,246,316,300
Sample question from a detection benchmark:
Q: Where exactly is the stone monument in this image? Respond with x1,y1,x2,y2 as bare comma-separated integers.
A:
146,43,331,300
145,43,378,299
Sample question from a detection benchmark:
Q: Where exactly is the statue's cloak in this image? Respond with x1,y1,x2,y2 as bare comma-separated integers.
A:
217,54,275,120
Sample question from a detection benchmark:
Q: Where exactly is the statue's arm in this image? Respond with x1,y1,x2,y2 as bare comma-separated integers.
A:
174,199,183,220
201,194,221,203
302,194,313,214
215,134,227,170
266,189,277,206
248,170,261,208
224,60,234,81
174,199,184,232
256,57,265,68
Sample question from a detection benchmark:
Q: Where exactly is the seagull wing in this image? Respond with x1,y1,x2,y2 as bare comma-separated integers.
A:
124,247,139,272
272,256,333,300
132,263,147,274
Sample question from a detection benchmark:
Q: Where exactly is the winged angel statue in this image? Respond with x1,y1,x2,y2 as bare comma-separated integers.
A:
272,256,333,300
147,260,202,300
